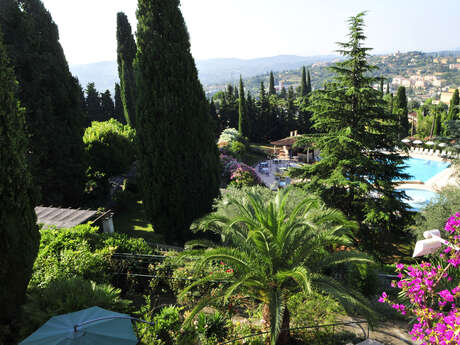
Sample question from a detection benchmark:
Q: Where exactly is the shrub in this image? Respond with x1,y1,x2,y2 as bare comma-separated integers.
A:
220,155,261,187
218,128,243,147
83,119,136,177
137,300,196,345
229,163,262,188
33,224,154,290
20,278,132,340
195,311,229,342
288,291,345,327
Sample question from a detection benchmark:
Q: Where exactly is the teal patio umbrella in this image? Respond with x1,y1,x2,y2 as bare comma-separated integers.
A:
19,306,150,345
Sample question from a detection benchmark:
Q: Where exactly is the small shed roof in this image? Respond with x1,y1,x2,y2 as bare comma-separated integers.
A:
270,137,298,146
35,206,99,229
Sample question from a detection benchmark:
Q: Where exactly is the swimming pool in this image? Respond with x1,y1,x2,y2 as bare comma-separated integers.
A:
400,158,450,182
399,188,439,212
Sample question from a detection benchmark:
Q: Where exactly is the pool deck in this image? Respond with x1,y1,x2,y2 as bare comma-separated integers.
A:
396,152,458,192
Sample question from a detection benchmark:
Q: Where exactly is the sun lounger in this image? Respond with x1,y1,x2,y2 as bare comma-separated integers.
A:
441,151,447,157
435,150,440,156
428,149,434,155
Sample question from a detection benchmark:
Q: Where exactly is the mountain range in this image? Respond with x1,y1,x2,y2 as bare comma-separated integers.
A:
70,54,338,93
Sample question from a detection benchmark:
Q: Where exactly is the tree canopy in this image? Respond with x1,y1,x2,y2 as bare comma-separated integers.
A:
291,12,412,261
0,0,87,206
0,31,39,343
135,0,220,243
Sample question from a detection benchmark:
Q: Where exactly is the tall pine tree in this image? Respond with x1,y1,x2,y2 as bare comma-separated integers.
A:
116,12,137,127
0,31,39,342
394,86,409,139
306,69,312,94
300,66,308,97
238,76,246,136
135,0,220,243
447,88,459,121
0,0,87,206
85,82,103,122
114,83,125,124
101,89,115,120
268,71,276,96
292,13,411,261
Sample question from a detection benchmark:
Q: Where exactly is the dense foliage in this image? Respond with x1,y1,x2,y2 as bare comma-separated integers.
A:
0,0,87,206
213,72,312,143
291,13,413,261
116,12,137,127
184,188,374,345
0,31,40,343
83,119,136,177
135,0,220,243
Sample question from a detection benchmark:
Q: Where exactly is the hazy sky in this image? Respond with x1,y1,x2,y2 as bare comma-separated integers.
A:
41,0,460,65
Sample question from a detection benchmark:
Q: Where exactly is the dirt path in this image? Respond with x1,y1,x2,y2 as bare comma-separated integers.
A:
338,317,419,345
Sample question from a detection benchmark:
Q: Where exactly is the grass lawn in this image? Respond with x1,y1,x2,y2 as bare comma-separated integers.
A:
113,199,164,243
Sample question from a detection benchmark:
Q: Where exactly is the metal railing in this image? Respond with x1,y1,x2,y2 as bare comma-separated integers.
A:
217,320,369,344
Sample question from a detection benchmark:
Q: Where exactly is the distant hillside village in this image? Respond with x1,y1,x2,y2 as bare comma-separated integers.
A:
207,51,460,105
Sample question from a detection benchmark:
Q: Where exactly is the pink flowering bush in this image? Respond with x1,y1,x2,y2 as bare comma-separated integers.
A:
379,212,460,345
220,154,262,188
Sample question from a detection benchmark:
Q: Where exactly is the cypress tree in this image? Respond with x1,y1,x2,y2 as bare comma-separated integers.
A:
114,83,125,124
238,75,246,136
279,86,287,99
394,86,409,138
0,31,39,342
287,86,296,131
101,89,115,120
306,69,312,94
447,89,459,121
116,12,137,127
0,0,87,206
268,71,276,96
246,91,255,141
386,82,390,95
135,0,220,243
85,82,103,122
300,66,308,96
293,13,411,260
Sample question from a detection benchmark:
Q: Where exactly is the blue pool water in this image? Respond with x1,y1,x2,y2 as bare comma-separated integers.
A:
400,158,450,182
400,188,439,211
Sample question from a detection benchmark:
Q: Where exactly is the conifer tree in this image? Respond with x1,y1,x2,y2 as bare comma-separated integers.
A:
306,69,312,94
101,89,115,120
238,76,246,136
287,86,296,131
447,89,459,121
114,83,125,124
300,66,308,96
386,82,390,95
246,92,255,140
0,32,39,342
292,13,411,260
85,82,103,122
394,86,409,138
268,71,276,96
116,12,137,127
379,78,384,94
0,0,87,206
135,0,220,243
257,81,271,141
279,86,287,99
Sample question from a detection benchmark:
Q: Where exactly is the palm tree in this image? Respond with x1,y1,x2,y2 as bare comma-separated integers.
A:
180,188,375,345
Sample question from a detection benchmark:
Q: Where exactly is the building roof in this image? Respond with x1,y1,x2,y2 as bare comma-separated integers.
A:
270,137,298,146
35,206,100,228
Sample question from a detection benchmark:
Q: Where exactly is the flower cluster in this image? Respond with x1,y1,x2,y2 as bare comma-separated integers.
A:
220,154,262,188
379,213,460,345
